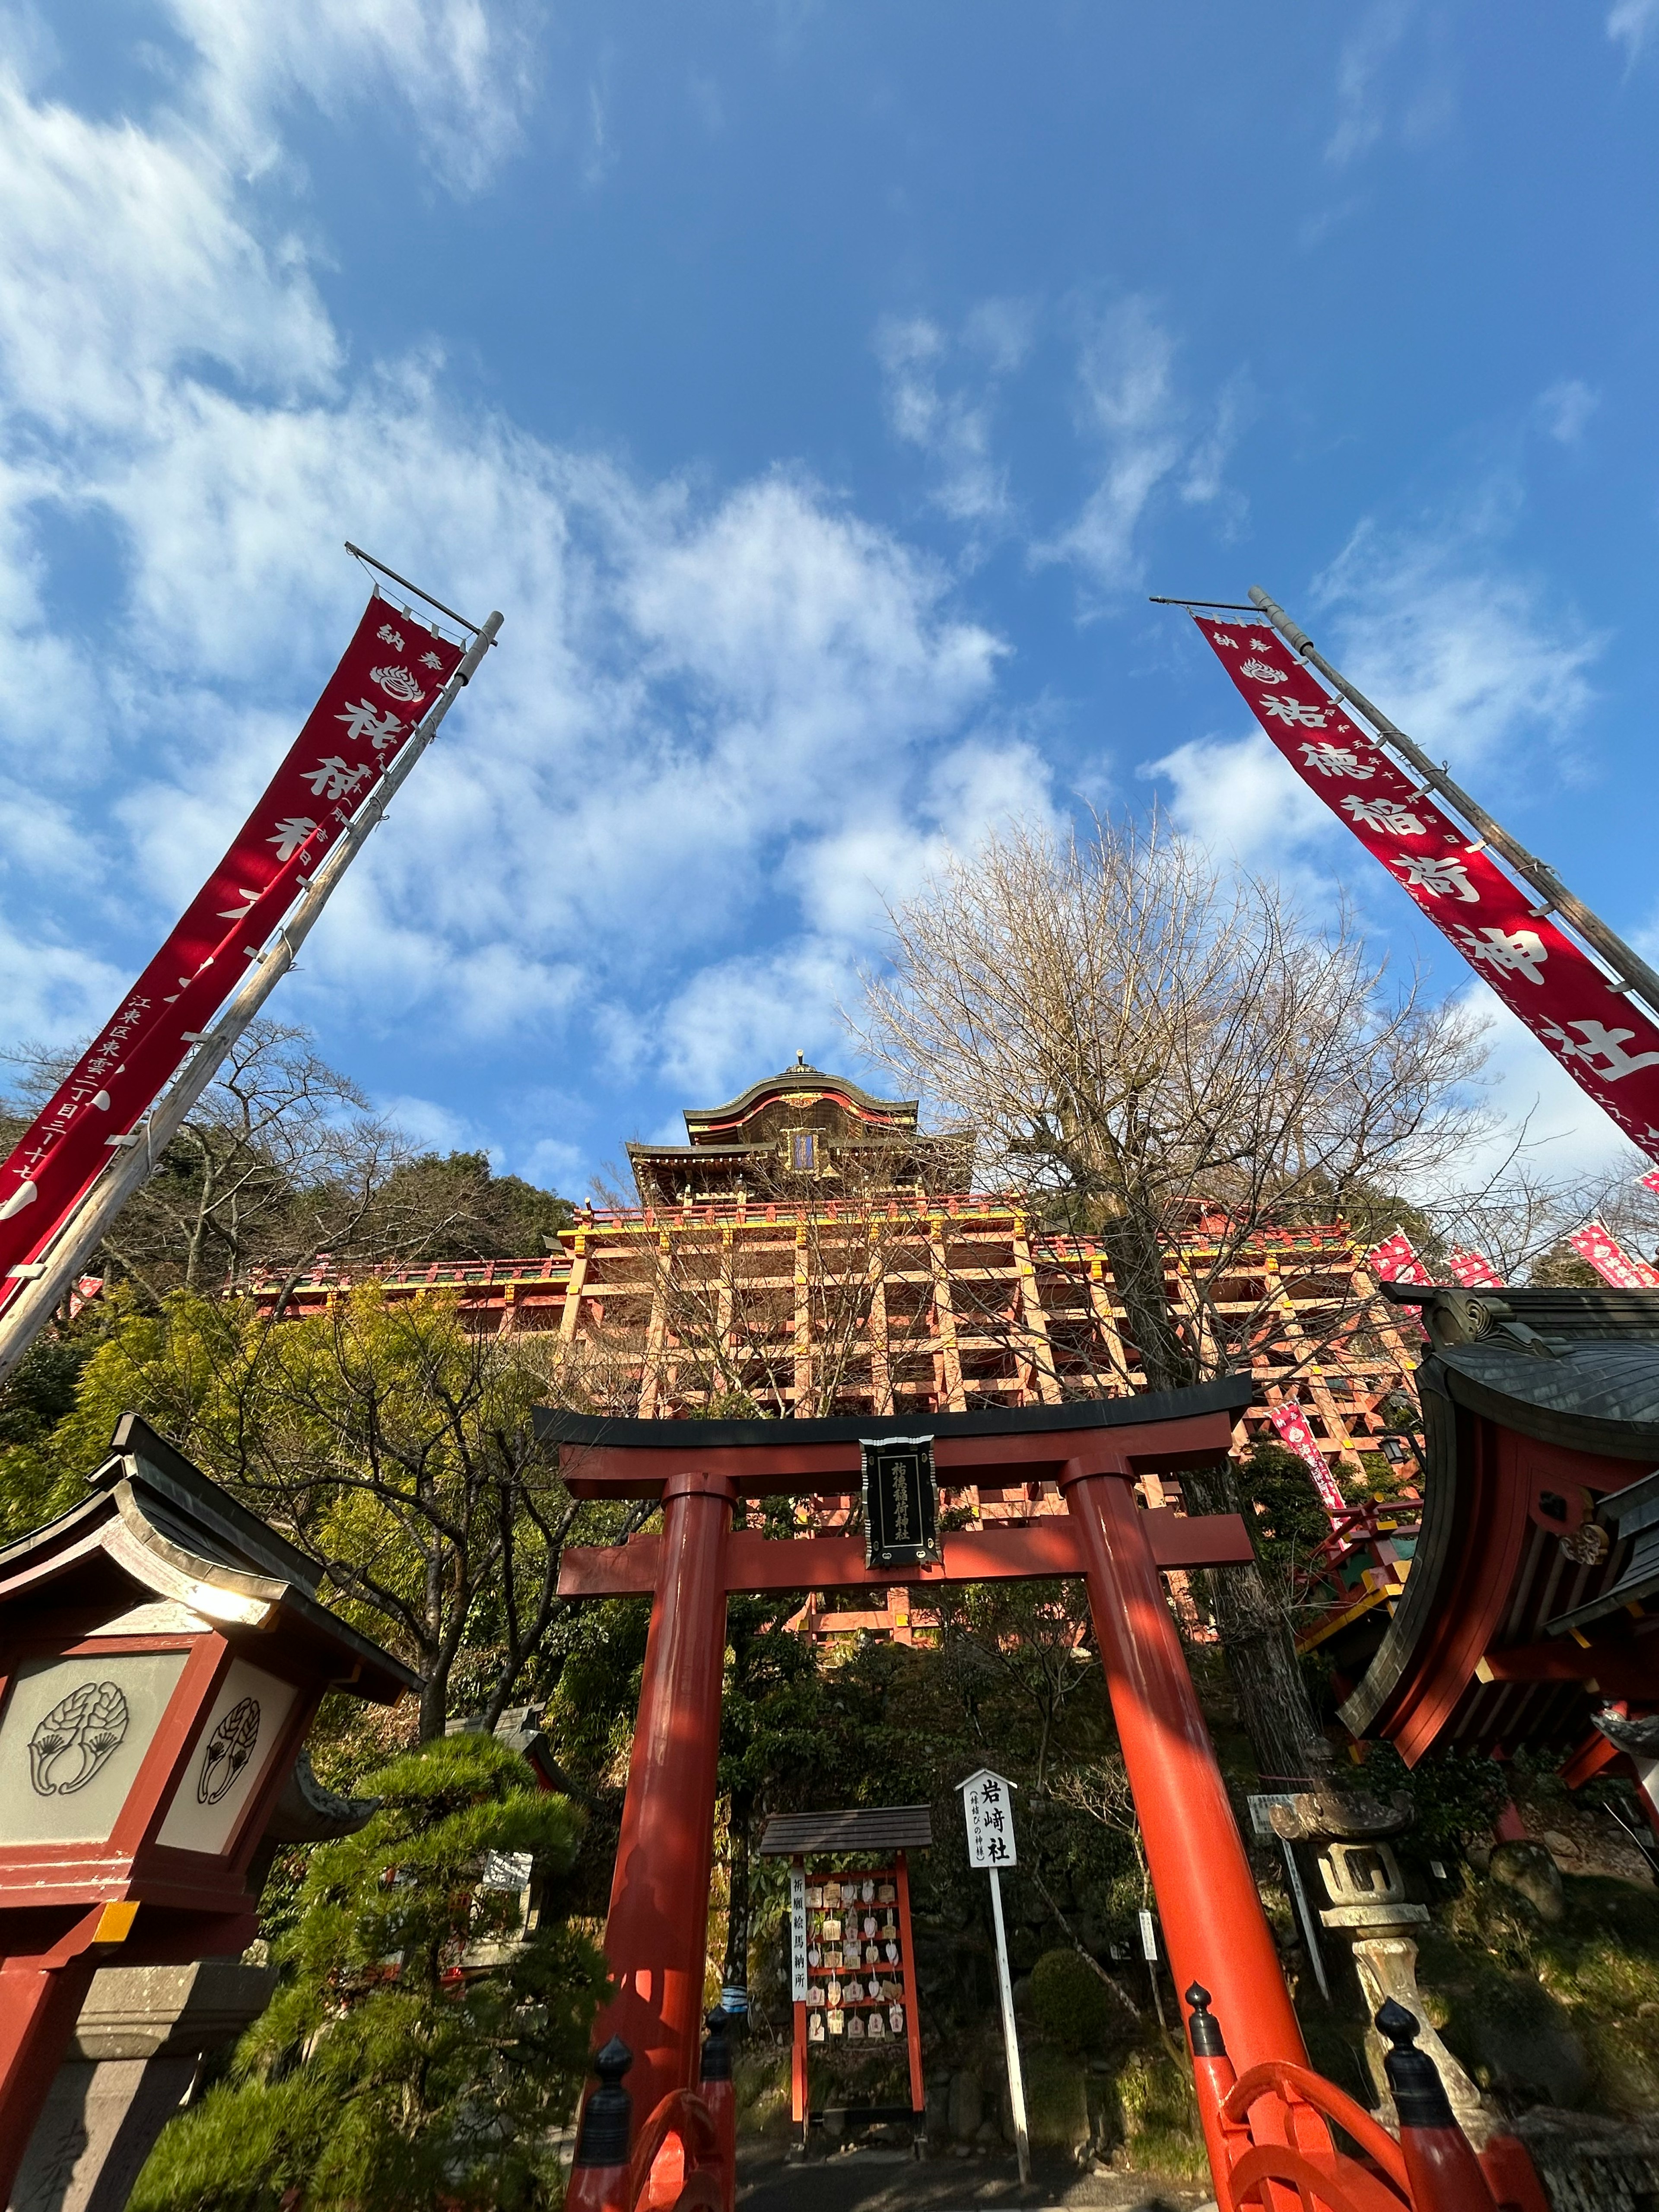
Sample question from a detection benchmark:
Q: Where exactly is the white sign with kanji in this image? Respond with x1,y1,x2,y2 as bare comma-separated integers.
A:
959,1767,1018,1868
789,1868,809,2001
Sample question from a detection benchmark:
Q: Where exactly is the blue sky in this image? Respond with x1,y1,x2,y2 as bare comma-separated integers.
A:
2,1,1657,1201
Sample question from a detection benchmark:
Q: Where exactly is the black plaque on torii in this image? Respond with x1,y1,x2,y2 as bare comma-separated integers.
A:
860,1435,941,1570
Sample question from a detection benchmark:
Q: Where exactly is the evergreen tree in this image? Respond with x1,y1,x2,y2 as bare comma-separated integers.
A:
133,1735,608,2212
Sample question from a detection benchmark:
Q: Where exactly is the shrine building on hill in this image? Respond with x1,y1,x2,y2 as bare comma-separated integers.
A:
625,1055,966,1208
249,1058,1426,1645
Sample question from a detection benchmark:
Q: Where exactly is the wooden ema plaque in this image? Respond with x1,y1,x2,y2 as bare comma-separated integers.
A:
790,1857,922,2138
760,1804,931,2143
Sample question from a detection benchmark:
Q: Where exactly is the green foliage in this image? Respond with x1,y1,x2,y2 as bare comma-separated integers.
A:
1110,2046,1206,2180
1527,1240,1604,1290
133,1735,608,2212
1360,1742,1512,1849
371,1151,572,1261
1236,1442,1329,1571
1028,1946,1125,2056
13,1286,621,1735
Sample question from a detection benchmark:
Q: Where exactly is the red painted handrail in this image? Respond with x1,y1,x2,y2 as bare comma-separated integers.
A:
629,2090,725,2212
1221,2060,1411,2196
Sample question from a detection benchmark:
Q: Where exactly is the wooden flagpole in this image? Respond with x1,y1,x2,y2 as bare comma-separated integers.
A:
1246,584,1659,1023
0,606,502,1390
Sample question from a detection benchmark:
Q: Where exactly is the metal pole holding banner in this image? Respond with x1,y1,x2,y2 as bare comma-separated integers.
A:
1245,583,1659,1023
0,606,502,1389
957,1769,1029,2185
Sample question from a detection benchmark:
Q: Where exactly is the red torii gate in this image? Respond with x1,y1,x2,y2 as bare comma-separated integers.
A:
541,1382,1276,2117
543,1383,1532,2212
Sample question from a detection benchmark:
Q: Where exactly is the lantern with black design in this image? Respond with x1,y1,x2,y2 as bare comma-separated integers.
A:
861,1434,941,1570
0,1414,416,2201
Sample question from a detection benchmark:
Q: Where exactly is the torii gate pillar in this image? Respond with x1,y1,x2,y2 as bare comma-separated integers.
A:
1061,1458,1306,2072
592,1468,734,2126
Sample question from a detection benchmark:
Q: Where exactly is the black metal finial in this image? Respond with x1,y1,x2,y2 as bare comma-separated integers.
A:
700,2006,734,2083
1376,2000,1454,2130
1185,1983,1228,2059
573,2036,634,2168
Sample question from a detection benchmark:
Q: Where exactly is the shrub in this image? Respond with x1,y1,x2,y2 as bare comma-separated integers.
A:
1029,1945,1126,2056
131,1734,608,2212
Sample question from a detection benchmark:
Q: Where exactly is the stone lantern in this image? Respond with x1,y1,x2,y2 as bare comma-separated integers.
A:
0,1415,416,2203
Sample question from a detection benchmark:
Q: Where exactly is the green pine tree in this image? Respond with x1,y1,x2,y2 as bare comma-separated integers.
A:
133,1734,609,2212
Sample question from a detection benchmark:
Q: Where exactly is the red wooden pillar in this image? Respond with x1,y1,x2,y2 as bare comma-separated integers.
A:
592,1467,734,2130
1061,1459,1308,2077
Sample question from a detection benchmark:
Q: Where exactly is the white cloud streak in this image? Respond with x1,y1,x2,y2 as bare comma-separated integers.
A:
0,28,1041,1186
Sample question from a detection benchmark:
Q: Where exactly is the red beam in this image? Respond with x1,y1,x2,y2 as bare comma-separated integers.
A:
557,1510,1254,1599
1478,1644,1659,1697
557,1411,1239,1500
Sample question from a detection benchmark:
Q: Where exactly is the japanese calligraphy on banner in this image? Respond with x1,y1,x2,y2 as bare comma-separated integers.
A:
1568,1222,1659,1289
1449,1249,1504,1289
1367,1230,1433,1286
1266,1399,1347,1516
0,598,464,1298
1195,618,1659,1165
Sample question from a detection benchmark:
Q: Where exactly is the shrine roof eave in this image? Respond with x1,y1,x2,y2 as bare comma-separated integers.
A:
0,1413,419,1703
1434,1340,1659,1459
759,1805,933,1855
682,1062,919,1134
626,1141,774,1162
1338,1353,1659,1757
537,1373,1253,1498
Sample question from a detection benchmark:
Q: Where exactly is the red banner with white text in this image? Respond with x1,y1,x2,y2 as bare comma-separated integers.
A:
1195,617,1659,1165
1568,1222,1659,1289
1448,1248,1504,1289
0,597,464,1303
1266,1399,1346,1517
1367,1230,1433,1286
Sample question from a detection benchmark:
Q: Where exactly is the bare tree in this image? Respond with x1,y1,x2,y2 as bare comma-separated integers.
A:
852,812,1496,1788
854,814,1492,1389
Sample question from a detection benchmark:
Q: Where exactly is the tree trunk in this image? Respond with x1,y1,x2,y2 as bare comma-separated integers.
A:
1180,1459,1337,1792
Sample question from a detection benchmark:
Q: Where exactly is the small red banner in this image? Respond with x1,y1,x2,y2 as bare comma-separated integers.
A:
1195,617,1659,1166
0,596,464,1299
1266,1398,1346,1516
1567,1222,1659,1289
1367,1230,1433,1286
1448,1248,1504,1288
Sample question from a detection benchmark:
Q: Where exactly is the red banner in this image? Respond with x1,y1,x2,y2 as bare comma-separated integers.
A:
1266,1399,1345,1516
1568,1222,1659,1289
1367,1230,1433,1286
1448,1248,1504,1288
1195,618,1659,1165
0,597,464,1297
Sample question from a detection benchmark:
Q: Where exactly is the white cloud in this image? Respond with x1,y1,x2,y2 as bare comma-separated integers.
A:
161,0,541,194
1536,378,1600,445
875,311,1020,529
1310,511,1602,776
1141,730,1332,867
0,32,1025,1163
653,941,859,1103
1040,297,1241,598
1609,0,1659,64
0,912,127,1050
0,67,336,436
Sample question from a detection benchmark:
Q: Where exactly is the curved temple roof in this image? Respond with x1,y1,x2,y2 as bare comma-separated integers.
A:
1339,1285,1659,1760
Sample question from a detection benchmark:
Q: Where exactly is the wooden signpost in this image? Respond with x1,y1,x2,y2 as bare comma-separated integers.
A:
958,1768,1029,2183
